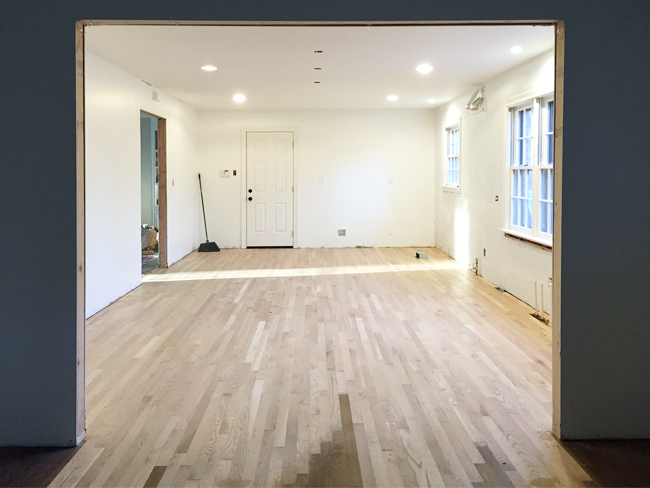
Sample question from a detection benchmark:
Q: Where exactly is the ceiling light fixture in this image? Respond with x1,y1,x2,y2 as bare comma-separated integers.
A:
510,46,522,54
233,94,246,102
427,99,435,104
416,64,433,74
387,95,399,101
314,50,323,53
201,65,217,71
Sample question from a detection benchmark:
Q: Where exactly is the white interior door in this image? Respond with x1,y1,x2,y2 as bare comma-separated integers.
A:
246,132,294,247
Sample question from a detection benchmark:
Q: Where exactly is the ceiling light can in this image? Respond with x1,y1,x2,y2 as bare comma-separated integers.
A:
387,95,399,101
233,94,246,102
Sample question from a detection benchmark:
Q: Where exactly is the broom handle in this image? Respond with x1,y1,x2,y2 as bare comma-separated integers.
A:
198,173,209,242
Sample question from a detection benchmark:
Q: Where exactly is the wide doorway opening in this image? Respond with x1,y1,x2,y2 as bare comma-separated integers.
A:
74,21,571,487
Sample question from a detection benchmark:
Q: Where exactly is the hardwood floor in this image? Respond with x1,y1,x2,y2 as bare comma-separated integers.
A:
50,247,594,487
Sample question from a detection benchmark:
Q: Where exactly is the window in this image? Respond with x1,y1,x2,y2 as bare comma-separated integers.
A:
508,94,554,243
445,123,460,187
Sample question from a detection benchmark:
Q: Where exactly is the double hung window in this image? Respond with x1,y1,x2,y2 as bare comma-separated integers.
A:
445,124,460,187
508,94,554,243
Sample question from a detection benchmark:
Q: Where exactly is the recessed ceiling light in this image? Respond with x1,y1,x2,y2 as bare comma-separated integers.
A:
427,99,435,104
201,65,217,71
510,46,522,54
233,94,246,102
416,64,433,74
387,95,399,101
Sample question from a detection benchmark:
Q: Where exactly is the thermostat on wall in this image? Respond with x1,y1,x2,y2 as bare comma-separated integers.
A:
220,170,230,177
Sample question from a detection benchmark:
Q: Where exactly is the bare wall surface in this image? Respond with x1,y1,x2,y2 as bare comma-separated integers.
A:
435,51,554,313
0,0,649,445
85,52,200,318
197,110,436,249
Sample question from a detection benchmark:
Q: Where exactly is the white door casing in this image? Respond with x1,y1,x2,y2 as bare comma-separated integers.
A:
246,131,294,247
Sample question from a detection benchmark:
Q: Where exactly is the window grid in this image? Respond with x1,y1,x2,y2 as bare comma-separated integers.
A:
510,105,534,230
446,126,460,187
539,99,554,235
508,95,554,241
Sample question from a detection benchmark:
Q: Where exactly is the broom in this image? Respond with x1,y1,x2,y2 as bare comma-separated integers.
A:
198,172,220,252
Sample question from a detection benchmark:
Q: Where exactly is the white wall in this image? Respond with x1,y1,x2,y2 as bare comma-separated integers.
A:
85,51,200,318
197,110,436,249
434,50,555,312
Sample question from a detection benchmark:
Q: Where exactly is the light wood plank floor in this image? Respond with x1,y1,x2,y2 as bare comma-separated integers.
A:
52,248,593,487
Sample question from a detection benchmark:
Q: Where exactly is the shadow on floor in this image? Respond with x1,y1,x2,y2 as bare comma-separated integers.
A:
142,253,159,275
0,446,80,487
562,440,650,487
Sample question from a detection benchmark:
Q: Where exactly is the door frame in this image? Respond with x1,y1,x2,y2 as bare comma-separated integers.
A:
140,110,168,269
76,20,564,443
240,126,299,249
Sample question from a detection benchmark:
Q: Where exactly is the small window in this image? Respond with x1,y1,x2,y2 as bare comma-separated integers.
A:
445,124,460,187
507,94,554,242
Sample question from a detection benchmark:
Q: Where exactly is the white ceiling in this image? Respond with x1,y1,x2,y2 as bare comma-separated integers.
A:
85,25,554,110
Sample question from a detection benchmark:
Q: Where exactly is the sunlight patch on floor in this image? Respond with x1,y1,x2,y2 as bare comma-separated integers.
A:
142,261,463,283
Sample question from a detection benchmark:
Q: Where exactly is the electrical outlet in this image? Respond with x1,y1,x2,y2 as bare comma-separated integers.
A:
338,229,346,237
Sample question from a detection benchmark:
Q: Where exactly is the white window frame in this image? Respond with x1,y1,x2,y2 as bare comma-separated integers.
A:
444,121,461,191
505,93,554,246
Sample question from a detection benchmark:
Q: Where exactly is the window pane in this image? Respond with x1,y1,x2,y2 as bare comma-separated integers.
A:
549,202,553,234
547,134,554,166
541,201,547,233
548,101,554,132
512,171,519,196
524,137,531,166
541,169,548,200
526,169,532,198
516,139,523,166
526,198,532,229
517,111,523,139
549,168,554,198
524,108,532,136
512,198,519,226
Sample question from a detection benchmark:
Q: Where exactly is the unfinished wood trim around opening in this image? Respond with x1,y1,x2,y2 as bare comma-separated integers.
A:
158,117,168,268
75,20,86,445
552,20,565,439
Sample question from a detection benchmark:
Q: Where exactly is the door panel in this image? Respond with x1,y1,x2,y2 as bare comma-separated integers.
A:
246,132,294,247
275,203,287,233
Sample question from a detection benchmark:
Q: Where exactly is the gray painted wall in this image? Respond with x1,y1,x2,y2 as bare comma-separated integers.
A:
0,0,649,445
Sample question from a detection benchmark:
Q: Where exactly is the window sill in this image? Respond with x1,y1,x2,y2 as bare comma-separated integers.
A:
501,228,552,250
442,185,460,194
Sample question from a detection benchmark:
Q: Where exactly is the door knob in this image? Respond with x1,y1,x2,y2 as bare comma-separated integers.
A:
248,197,252,201
248,189,252,193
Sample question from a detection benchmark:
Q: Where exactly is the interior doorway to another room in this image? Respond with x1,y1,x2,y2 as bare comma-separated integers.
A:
140,111,168,273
